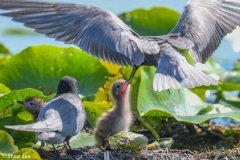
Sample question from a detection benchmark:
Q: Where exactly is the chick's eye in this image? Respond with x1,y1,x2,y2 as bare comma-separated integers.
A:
29,102,34,106
116,84,121,89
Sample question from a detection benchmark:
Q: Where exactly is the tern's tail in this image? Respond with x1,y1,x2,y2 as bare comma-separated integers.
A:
153,43,219,91
5,121,51,132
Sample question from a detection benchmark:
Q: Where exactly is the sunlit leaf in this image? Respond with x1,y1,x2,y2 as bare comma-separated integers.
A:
0,83,11,94
13,148,41,160
0,45,108,96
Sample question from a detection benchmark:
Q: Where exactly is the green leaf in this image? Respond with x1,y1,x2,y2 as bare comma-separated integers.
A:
0,130,18,154
0,43,11,65
1,109,36,148
200,58,226,76
137,66,240,124
137,67,208,117
0,83,11,94
119,7,180,36
13,148,41,160
0,43,11,55
0,45,108,96
223,71,240,84
232,59,240,71
220,82,240,91
147,138,174,149
221,91,240,108
0,88,53,148
0,88,52,118
3,28,36,36
69,132,95,148
196,105,215,115
108,131,148,152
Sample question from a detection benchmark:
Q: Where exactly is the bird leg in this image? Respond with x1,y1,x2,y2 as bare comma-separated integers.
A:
61,137,72,151
64,139,72,150
127,65,139,83
104,150,110,160
102,140,111,150
167,89,170,95
102,141,112,160
51,144,57,153
40,141,44,148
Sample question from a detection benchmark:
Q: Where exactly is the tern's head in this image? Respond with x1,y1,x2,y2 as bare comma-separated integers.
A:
57,76,79,95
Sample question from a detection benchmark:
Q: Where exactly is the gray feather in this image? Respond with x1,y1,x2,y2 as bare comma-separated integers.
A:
1,0,239,91
153,43,219,91
5,121,53,132
0,0,146,66
171,0,240,63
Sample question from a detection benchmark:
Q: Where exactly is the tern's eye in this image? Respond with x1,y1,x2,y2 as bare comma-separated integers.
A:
29,102,34,106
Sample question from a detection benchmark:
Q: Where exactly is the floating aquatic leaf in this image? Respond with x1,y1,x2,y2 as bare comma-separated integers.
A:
0,130,18,154
13,148,41,160
119,7,180,36
137,67,240,124
0,45,108,96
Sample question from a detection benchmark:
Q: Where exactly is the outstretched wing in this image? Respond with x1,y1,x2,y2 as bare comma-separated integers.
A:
0,0,152,66
171,0,240,63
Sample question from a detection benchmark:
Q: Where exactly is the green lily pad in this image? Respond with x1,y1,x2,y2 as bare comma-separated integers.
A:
223,71,240,84
109,131,148,152
3,28,36,36
0,130,18,154
137,66,240,124
0,83,11,94
0,43,11,55
0,88,53,148
119,7,180,36
13,148,41,160
0,88,52,118
0,45,108,96
70,132,95,148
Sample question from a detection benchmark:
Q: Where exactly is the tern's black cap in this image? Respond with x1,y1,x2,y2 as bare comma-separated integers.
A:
57,76,79,95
